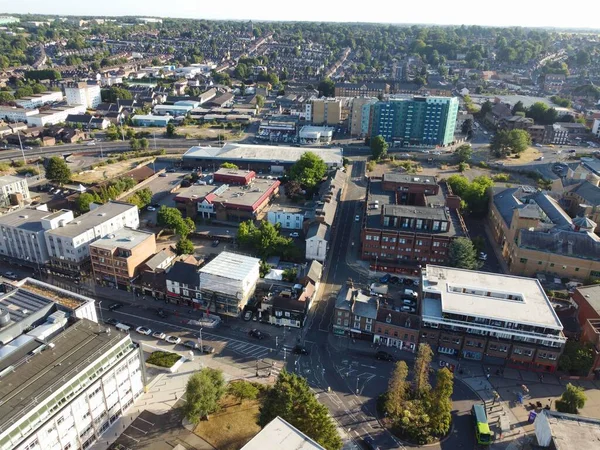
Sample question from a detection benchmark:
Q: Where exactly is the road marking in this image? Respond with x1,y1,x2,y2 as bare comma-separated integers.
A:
122,433,140,443
361,364,376,369
130,425,148,434
136,417,154,426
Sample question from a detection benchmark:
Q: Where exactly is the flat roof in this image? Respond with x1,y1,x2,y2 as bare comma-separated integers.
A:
47,201,136,238
383,204,449,221
0,208,49,232
0,318,130,432
382,173,437,185
575,285,600,314
90,228,154,251
214,168,254,178
0,286,53,324
538,410,600,450
183,143,343,165
199,251,259,281
177,179,279,209
422,265,563,329
241,416,325,450
0,175,26,187
17,278,94,310
132,114,172,121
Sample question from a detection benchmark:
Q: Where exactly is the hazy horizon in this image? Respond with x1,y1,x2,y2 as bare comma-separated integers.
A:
2,0,599,30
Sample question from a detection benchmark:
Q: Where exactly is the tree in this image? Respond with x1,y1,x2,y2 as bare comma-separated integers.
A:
448,237,481,270
183,368,226,423
220,162,239,169
228,380,259,404
555,383,586,414
45,156,71,184
289,152,327,189
0,91,14,103
282,268,297,282
157,206,193,236
77,192,95,213
428,368,454,436
461,119,473,136
165,122,176,137
413,343,433,397
558,341,595,376
478,100,493,118
317,78,335,97
176,237,195,255
455,144,472,163
385,361,409,418
139,138,149,150
260,370,342,450
370,135,388,161
490,129,531,158
237,220,298,260
255,95,265,108
511,101,526,115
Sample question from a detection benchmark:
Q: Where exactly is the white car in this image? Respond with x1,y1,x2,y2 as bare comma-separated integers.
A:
135,326,152,335
355,215,360,222
479,252,488,261
165,335,181,345
289,232,299,238
87,141,96,146
152,331,166,340
147,206,156,211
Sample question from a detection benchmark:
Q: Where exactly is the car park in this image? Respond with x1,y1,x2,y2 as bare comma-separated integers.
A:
402,299,416,306
165,335,181,345
404,288,417,298
152,331,166,340
401,305,416,313
249,329,268,340
375,350,394,361
135,326,152,335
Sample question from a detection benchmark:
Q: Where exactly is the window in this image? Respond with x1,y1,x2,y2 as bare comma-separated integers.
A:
575,268,580,272
520,258,528,264
433,241,440,247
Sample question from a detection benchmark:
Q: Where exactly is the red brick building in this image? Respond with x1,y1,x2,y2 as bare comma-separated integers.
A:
571,285,600,377
213,168,256,185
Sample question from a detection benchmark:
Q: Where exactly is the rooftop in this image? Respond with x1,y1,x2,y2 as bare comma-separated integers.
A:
0,318,132,432
90,228,154,251
16,278,93,310
0,175,26,187
47,201,137,238
382,173,437,185
422,265,564,330
199,251,260,281
336,287,378,319
0,208,49,232
177,178,280,210
183,143,343,166
167,261,200,287
383,204,449,221
241,417,325,450
575,285,600,314
536,410,600,450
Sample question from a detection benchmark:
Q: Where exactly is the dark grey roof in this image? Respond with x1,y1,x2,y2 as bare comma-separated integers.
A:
493,188,522,227
382,173,436,185
527,192,572,227
307,223,328,240
383,204,448,221
335,82,388,89
272,295,307,313
166,261,199,287
568,181,600,206
142,250,173,272
519,229,600,261
65,114,91,124
304,260,322,284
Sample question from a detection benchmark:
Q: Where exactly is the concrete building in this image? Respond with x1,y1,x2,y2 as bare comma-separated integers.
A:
0,208,52,264
90,228,156,289
306,223,328,262
267,206,306,230
0,175,30,207
45,201,139,273
298,125,333,145
153,104,193,116
535,410,600,450
421,265,566,371
27,105,87,127
311,98,342,125
592,118,600,138
182,143,343,172
198,251,260,316
14,91,63,109
350,97,377,137
64,81,102,109
369,96,459,147
241,417,325,450
131,114,172,127
360,174,466,274
490,186,600,279
0,106,40,124
334,82,390,98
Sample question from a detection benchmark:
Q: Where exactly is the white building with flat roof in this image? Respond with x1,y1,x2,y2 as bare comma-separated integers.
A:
0,175,30,207
241,417,325,450
267,206,307,230
65,81,101,109
14,91,63,109
0,207,53,264
27,104,86,127
0,106,40,124
534,410,600,450
299,126,334,145
199,251,260,316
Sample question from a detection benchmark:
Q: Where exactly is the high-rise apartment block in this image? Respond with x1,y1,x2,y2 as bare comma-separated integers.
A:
64,82,102,109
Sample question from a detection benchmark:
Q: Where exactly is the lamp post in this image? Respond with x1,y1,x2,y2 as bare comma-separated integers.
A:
97,300,104,324
198,327,203,350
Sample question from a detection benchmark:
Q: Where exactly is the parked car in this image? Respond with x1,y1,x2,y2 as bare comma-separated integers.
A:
212,240,220,247
243,310,253,321
165,335,181,345
249,329,268,340
152,331,166,340
135,326,152,335
104,318,119,326
363,436,380,450
87,141,96,146
389,276,401,285
109,303,123,311
293,345,310,355
159,173,167,177
289,232,299,238
201,345,215,354
375,351,394,361
4,271,18,280
183,340,201,350
404,289,417,298
379,274,391,283
355,214,360,221
403,278,416,286
479,252,488,261
166,168,176,173
147,206,156,212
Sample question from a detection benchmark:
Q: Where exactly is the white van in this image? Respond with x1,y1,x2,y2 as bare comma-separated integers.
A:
404,289,417,298
116,323,131,333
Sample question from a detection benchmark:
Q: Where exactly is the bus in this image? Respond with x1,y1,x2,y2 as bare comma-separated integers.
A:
472,404,492,445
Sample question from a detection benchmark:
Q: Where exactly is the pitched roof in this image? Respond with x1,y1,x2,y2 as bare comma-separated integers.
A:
166,261,199,287
567,180,600,206
519,228,600,261
304,260,323,284
306,223,328,240
493,187,523,226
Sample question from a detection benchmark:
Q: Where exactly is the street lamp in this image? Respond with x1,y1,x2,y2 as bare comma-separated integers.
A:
97,300,104,324
198,327,203,349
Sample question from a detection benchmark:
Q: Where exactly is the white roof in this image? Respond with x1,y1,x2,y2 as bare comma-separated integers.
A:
199,251,259,281
422,265,563,329
241,417,325,450
90,228,154,251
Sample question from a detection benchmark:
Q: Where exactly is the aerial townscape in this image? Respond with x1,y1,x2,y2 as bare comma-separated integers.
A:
1,4,600,450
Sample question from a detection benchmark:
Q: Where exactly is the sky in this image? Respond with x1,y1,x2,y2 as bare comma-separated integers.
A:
2,0,599,30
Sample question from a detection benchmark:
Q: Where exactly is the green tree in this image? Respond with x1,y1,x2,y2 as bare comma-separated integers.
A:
478,100,493,118
558,341,595,376
428,368,454,436
255,95,265,108
176,237,194,255
455,144,472,163
165,122,176,137
228,380,259,404
139,138,149,150
555,383,586,414
282,268,297,282
448,237,481,270
461,119,473,136
490,129,531,158
317,78,335,97
129,188,153,209
45,156,71,184
259,370,342,450
396,399,432,444
289,152,327,189
413,343,433,397
130,138,140,150
385,361,409,418
77,192,95,213
0,91,14,102
511,101,526,115
182,368,226,423
370,135,388,161
220,162,239,169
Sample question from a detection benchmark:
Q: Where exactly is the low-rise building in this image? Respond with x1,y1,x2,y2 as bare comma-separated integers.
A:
27,104,87,127
65,114,109,130
241,417,325,450
298,125,333,145
153,104,194,116
90,228,156,289
0,106,40,123
268,283,315,328
333,286,379,340
267,206,307,230
535,410,600,450
131,114,173,127
334,82,390,98
498,115,534,131
305,223,328,262
421,265,566,371
14,91,63,109
374,308,420,353
571,285,600,377
166,259,201,305
199,251,260,316
0,175,30,207
0,207,52,265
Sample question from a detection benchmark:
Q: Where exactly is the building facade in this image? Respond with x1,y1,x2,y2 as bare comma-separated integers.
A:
350,97,377,137
311,98,342,125
14,91,63,109
305,223,328,262
65,82,102,109
0,106,40,124
267,207,306,230
28,105,87,127
0,208,52,264
420,265,566,372
368,96,459,147
374,308,420,353
0,175,30,207
334,82,390,98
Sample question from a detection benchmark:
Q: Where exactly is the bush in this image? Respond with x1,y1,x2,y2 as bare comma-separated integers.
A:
146,351,181,368
366,161,376,172
0,162,10,172
11,160,25,168
492,173,510,182
16,166,40,176
478,161,489,168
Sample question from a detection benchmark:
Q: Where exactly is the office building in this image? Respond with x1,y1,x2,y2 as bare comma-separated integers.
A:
0,208,52,265
64,82,102,109
420,265,566,372
369,96,459,147
310,98,342,125
198,251,260,316
298,126,334,145
14,91,63,109
45,201,139,273
90,228,156,289
0,175,30,207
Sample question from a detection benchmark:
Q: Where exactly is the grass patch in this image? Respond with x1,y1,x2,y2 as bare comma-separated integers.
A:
0,162,11,172
193,395,261,450
146,351,180,368
388,159,421,173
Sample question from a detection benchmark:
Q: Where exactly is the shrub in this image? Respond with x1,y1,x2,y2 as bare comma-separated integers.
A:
366,161,376,172
16,166,39,176
0,163,10,172
492,173,510,182
146,351,181,368
11,160,25,168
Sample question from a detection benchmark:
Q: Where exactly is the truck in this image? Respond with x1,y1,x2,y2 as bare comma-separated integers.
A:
369,283,389,296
